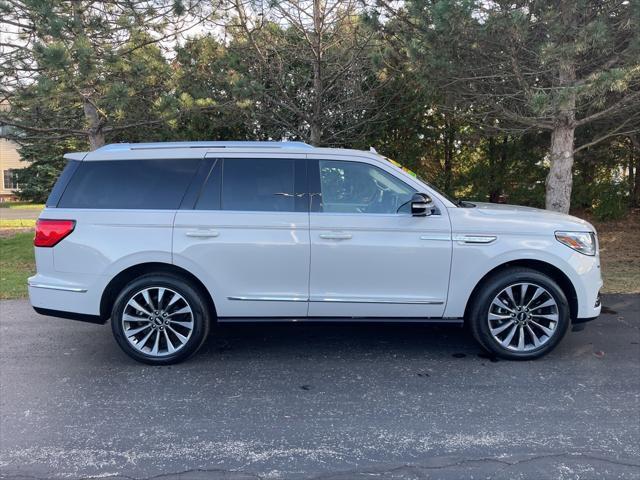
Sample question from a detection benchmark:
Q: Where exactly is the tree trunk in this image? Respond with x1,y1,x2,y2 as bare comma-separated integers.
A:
310,0,322,146
631,135,640,207
545,2,578,214
545,55,576,213
488,136,508,203
310,120,321,146
628,139,635,206
635,156,640,207
442,121,454,194
83,98,105,150
545,124,575,213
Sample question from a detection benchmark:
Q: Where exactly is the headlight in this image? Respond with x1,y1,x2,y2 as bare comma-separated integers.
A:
555,231,596,256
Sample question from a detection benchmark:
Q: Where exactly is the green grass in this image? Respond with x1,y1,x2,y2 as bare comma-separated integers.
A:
0,232,35,299
0,202,44,209
0,219,36,228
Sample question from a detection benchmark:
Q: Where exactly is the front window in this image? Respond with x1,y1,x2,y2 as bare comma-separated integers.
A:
317,160,416,214
382,155,459,206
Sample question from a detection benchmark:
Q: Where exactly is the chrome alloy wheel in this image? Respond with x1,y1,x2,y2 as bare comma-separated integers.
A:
487,282,559,352
121,287,194,357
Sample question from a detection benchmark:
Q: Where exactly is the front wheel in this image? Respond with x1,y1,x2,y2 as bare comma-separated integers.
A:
468,268,571,360
111,274,211,365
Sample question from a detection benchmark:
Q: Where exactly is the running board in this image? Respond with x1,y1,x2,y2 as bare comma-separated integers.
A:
217,317,464,324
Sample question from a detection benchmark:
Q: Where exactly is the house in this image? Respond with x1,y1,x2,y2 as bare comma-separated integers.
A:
0,136,22,202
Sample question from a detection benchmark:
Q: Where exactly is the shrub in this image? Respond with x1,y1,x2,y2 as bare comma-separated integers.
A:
592,182,628,221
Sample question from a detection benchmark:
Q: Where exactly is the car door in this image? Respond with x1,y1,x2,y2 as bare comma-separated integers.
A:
173,153,310,319
307,156,452,318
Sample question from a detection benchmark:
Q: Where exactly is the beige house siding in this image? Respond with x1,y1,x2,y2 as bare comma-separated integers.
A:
0,139,24,201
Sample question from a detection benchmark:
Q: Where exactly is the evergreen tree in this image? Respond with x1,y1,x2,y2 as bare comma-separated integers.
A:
393,0,640,212
0,0,208,149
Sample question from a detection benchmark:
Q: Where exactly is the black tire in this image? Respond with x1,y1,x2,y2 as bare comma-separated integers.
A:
468,267,571,360
111,273,211,365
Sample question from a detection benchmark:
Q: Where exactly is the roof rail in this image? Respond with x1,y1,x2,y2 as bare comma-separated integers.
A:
95,141,313,152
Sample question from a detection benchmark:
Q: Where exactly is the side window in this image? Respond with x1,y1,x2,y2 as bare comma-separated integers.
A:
194,159,222,210
46,160,81,207
222,158,297,212
58,159,200,209
317,160,416,214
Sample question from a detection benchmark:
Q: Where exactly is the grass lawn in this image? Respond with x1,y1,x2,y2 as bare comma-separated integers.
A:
0,219,36,228
0,202,45,209
0,211,637,300
592,209,640,294
0,232,35,299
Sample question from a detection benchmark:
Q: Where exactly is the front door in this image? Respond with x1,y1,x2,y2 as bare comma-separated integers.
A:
307,157,452,318
173,154,309,318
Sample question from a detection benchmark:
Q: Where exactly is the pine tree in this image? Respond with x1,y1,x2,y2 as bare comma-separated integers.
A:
0,0,208,149
394,0,640,212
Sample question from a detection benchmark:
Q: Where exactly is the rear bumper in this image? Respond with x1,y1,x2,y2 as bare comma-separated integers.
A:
28,273,105,319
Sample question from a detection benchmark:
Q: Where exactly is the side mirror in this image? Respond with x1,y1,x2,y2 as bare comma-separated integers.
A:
411,193,433,217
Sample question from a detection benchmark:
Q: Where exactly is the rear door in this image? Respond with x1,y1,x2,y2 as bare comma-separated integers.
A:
173,153,310,319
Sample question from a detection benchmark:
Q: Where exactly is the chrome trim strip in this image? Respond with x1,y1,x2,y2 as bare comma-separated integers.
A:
309,297,444,305
419,234,451,241
452,234,497,244
218,317,462,323
228,296,445,305
28,283,87,293
227,296,308,302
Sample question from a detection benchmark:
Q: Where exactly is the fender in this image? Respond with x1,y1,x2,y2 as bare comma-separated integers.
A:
443,236,599,319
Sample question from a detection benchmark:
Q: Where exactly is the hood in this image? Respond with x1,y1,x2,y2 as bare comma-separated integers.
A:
452,202,595,234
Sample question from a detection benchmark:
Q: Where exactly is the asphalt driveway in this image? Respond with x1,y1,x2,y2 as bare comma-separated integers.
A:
1,294,638,479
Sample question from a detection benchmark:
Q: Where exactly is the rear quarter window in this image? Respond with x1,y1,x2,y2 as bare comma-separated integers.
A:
46,160,81,207
58,159,200,209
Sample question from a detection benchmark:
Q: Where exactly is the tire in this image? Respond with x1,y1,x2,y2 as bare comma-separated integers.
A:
468,267,570,360
111,273,211,365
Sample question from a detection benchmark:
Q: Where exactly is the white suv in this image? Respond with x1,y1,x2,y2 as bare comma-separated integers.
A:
28,141,602,364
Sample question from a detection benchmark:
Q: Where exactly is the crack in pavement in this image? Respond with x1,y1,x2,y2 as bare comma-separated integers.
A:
2,452,639,480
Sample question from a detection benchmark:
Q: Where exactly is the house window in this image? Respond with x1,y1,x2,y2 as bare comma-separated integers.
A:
3,169,19,190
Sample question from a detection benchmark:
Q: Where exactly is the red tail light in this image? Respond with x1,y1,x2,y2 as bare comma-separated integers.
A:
34,219,76,247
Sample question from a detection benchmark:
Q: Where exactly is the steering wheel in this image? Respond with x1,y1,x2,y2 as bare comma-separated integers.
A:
372,178,390,192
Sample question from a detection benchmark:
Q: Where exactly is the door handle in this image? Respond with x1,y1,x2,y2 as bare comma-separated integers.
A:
186,230,220,238
319,233,352,240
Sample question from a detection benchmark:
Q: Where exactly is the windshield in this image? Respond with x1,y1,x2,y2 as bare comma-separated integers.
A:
381,156,459,206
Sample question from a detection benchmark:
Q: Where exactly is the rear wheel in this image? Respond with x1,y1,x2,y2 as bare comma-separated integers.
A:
111,274,210,365
468,268,570,360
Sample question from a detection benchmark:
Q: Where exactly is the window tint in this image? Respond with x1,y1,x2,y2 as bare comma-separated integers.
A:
58,159,199,209
46,160,80,207
317,160,416,214
222,158,296,212
195,159,222,210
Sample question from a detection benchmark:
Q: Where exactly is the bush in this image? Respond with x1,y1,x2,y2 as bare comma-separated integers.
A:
592,182,628,221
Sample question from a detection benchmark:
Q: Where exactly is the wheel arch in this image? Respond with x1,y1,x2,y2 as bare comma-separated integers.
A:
100,262,217,321
463,259,578,323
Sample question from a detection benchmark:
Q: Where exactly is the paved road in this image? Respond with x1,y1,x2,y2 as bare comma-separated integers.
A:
1,295,639,479
0,208,41,220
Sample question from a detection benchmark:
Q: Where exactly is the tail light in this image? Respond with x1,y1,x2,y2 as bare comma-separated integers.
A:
34,219,76,247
